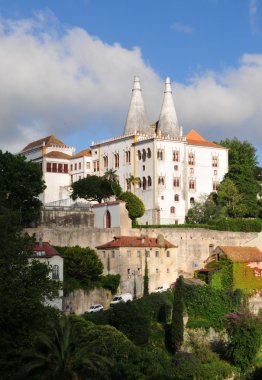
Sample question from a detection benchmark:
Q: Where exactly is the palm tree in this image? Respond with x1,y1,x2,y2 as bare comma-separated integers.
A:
18,316,111,380
126,175,140,192
103,169,119,183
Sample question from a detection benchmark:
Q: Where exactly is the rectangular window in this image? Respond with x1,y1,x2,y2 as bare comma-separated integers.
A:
157,149,164,160
189,180,196,191
86,162,90,169
52,163,57,173
173,177,180,187
188,152,195,165
155,251,159,258
79,162,81,170
46,162,51,172
58,163,63,173
74,163,77,170
212,156,219,167
64,164,68,173
158,176,165,185
70,164,73,171
173,150,179,162
166,251,170,257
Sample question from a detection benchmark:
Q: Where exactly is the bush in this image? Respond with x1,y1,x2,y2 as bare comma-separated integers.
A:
100,274,120,294
117,192,145,221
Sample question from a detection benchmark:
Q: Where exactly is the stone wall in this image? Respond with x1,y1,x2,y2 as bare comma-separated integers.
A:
40,207,94,227
26,225,259,278
63,288,113,315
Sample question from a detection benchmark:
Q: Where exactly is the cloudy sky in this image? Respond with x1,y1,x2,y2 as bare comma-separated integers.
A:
0,0,262,164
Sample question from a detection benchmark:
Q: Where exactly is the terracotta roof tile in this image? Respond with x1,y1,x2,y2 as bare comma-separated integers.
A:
32,242,60,258
96,236,176,249
215,246,262,262
186,129,224,148
45,151,72,159
21,135,67,152
72,149,92,158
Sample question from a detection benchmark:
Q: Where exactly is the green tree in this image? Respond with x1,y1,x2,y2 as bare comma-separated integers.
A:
117,191,145,222
57,246,103,291
71,175,116,203
126,175,140,192
20,316,112,380
219,138,260,217
217,177,247,217
103,169,119,182
225,311,262,371
143,256,149,296
0,206,60,380
0,150,45,226
186,194,218,224
171,276,185,353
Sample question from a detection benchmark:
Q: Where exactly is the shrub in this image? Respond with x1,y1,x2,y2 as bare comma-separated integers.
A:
117,192,145,221
100,274,120,294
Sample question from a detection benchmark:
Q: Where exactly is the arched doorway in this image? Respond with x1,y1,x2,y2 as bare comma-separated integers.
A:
105,210,111,228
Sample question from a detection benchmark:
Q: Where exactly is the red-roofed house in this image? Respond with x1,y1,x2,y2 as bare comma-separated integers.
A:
96,235,178,297
32,241,63,310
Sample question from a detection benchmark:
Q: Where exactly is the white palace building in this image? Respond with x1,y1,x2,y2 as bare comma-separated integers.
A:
20,76,228,225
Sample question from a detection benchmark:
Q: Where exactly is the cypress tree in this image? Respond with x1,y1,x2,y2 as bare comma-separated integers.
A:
171,276,185,353
143,256,149,296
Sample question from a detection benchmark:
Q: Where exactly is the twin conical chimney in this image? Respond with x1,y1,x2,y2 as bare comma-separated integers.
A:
123,76,180,138
123,76,149,135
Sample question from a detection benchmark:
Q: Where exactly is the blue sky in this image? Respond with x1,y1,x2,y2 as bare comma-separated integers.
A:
0,0,262,164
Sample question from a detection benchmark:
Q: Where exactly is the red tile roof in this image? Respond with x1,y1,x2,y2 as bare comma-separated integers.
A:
21,135,67,152
215,246,262,262
72,149,92,158
32,242,60,258
186,129,224,148
96,236,176,249
45,151,72,159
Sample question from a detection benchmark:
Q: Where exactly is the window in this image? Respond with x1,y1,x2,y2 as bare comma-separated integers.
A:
125,151,131,164
155,251,159,258
74,163,77,170
212,155,218,167
64,164,68,173
214,170,217,176
147,148,151,158
127,268,130,274
188,152,195,165
103,156,108,169
190,197,195,205
161,195,164,200
142,165,145,171
157,149,164,160
52,163,57,173
170,206,175,214
142,177,147,190
166,251,170,257
114,153,119,168
137,150,141,160
174,194,179,202
213,180,219,191
174,165,179,171
190,167,194,175
46,162,51,172
79,162,81,170
173,177,180,188
58,163,63,173
70,164,73,171
147,176,152,187
86,162,90,169
52,265,59,280
189,180,196,191
173,150,179,162
142,149,146,162
158,176,165,185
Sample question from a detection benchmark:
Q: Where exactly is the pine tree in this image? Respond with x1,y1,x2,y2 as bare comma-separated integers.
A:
143,256,149,296
171,276,185,353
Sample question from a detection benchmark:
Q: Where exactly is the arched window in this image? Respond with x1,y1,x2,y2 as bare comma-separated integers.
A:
147,176,152,187
174,194,179,202
170,206,175,214
137,150,141,160
105,210,111,228
52,265,59,280
190,197,195,205
142,149,146,162
103,156,108,169
147,148,151,158
143,177,147,190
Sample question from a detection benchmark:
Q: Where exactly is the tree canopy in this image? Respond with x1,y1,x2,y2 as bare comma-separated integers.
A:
71,175,121,203
0,150,45,226
117,191,145,221
219,138,260,217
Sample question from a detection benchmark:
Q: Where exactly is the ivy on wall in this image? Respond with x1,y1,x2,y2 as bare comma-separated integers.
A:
233,263,262,294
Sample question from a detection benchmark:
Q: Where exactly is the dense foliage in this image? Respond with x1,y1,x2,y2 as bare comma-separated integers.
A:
71,175,120,203
0,206,60,380
225,311,262,371
117,191,145,221
171,276,185,353
0,150,45,226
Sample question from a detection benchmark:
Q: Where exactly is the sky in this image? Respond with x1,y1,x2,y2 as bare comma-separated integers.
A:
0,0,262,165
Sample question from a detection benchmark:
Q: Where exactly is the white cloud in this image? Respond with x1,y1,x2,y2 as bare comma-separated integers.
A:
0,11,262,160
171,22,194,35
